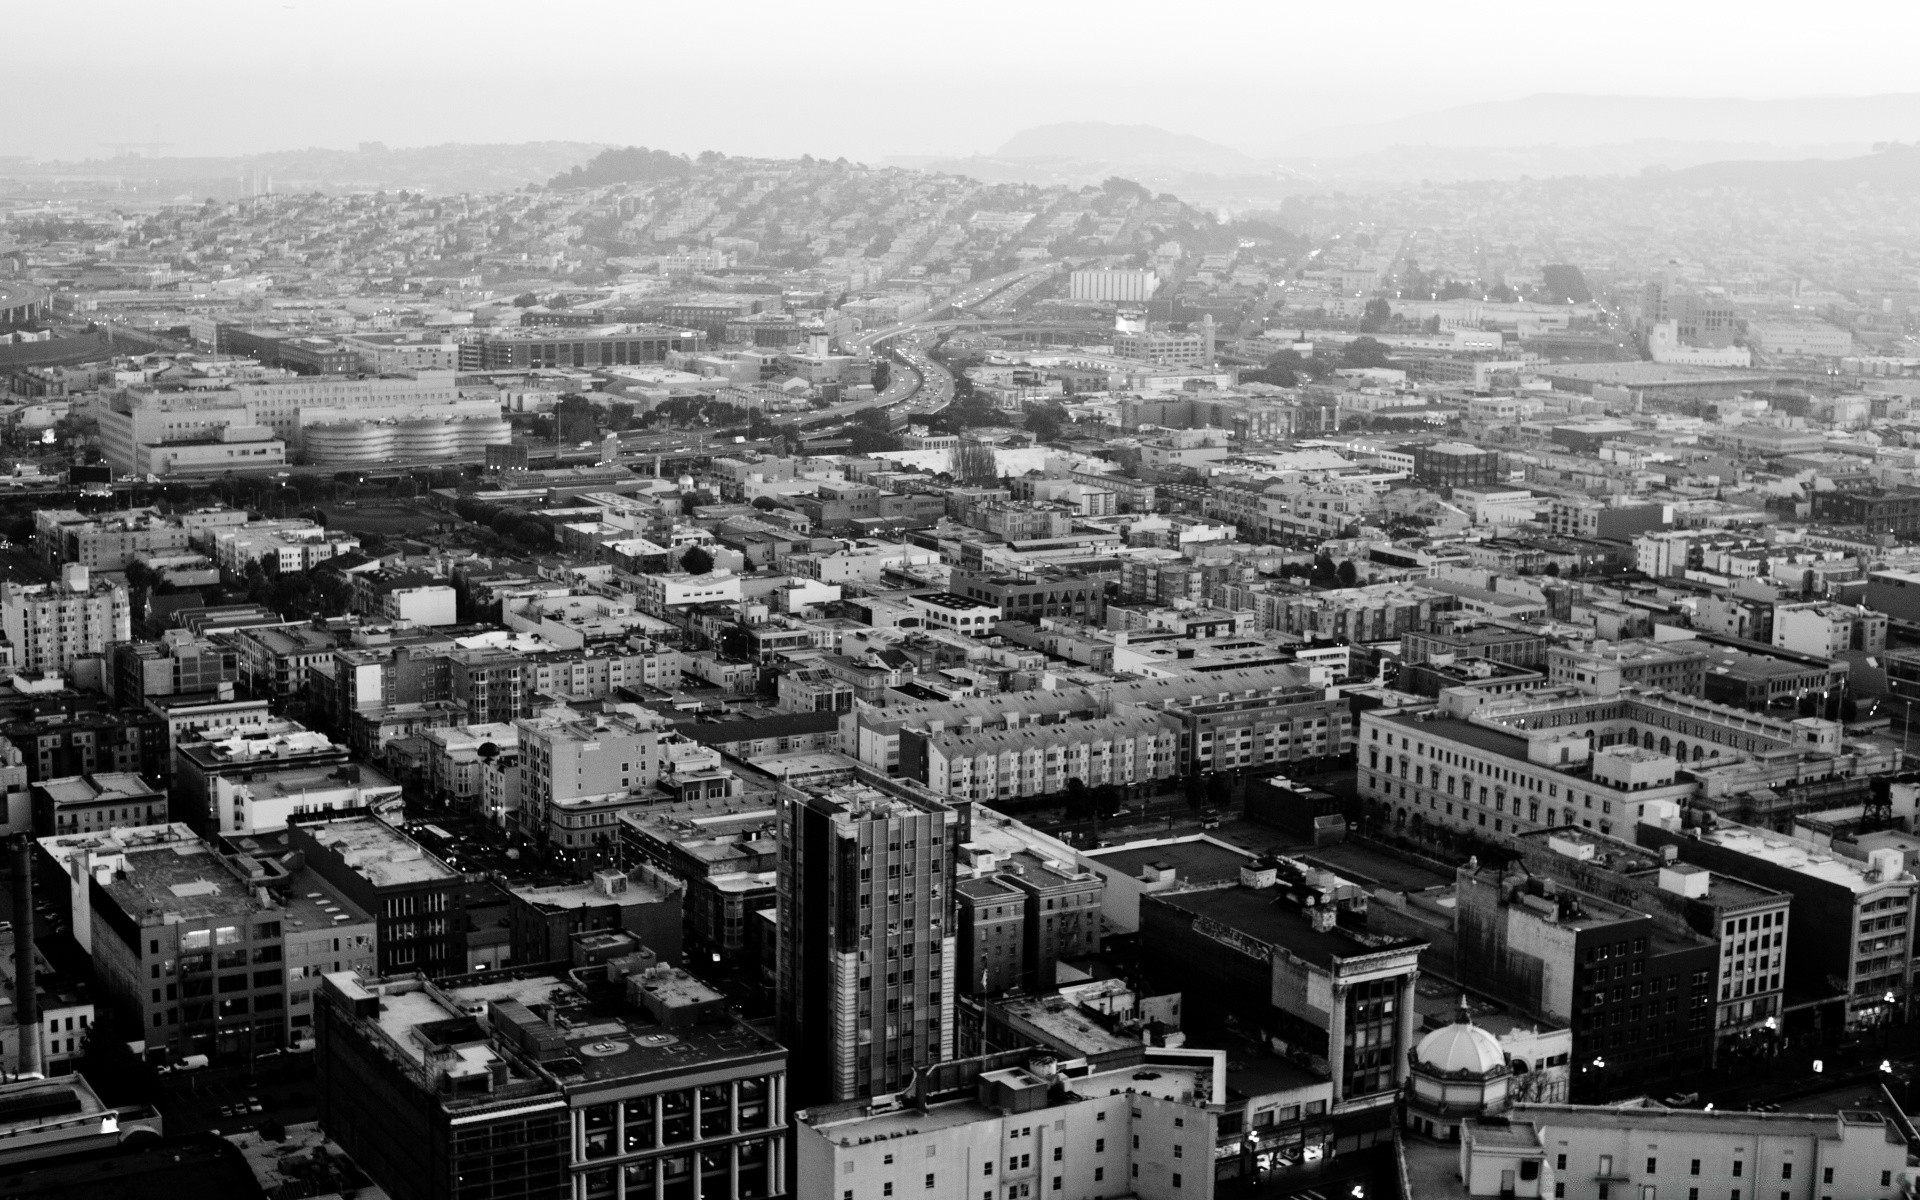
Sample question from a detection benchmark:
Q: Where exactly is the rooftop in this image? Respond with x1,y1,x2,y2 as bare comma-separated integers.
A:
1681,823,1914,893
1086,835,1255,884
299,818,459,887
1148,881,1426,971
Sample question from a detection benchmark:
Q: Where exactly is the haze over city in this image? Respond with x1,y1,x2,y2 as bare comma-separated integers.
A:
8,6,1920,1200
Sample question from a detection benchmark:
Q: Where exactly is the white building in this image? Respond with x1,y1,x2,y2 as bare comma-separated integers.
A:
796,1048,1224,1200
633,570,743,617
1068,268,1157,303
1446,1104,1910,1200
0,566,131,675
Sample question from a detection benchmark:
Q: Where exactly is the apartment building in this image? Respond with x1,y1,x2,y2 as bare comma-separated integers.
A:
515,709,678,850
1544,640,1709,697
1,566,132,675
900,711,1178,802
777,780,961,1103
954,846,1103,997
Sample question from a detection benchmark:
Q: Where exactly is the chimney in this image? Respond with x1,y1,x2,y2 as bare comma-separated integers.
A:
11,836,40,1078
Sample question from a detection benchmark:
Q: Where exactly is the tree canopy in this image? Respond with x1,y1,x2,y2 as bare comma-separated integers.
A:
680,546,715,575
548,146,693,189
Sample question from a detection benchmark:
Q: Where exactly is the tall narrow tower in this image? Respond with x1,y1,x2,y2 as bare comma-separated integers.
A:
777,782,963,1103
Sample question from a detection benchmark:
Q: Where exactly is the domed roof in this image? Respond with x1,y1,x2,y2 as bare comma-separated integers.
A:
1414,1004,1506,1076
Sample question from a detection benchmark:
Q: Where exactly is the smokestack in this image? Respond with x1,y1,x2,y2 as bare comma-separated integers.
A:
11,835,39,1078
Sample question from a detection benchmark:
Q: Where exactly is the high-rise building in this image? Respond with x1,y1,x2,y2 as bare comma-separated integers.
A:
777,780,963,1103
0,566,131,675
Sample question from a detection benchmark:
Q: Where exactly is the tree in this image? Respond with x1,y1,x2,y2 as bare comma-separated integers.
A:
1342,337,1392,369
1360,297,1392,332
680,546,715,575
1311,553,1340,589
1337,559,1359,588
1024,405,1065,442
1543,562,1561,577
751,496,781,511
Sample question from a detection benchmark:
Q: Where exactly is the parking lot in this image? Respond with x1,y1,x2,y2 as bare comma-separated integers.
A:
156,1059,316,1138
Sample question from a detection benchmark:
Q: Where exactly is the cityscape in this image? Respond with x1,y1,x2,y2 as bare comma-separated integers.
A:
9,8,1920,1200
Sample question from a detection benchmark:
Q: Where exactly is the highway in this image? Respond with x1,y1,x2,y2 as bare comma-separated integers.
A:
796,261,1063,428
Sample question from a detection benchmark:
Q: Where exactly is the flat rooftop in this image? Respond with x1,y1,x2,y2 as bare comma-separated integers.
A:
508,871,677,911
1686,825,1902,893
300,818,459,886
1149,883,1426,970
1086,835,1254,884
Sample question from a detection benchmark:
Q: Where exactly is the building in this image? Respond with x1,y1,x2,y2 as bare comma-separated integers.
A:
1356,682,1881,845
316,963,786,1200
31,772,166,836
1402,623,1550,669
778,780,961,1103
1511,827,1791,1061
0,1074,165,1168
950,570,1102,624
0,697,168,784
172,723,354,833
954,845,1102,996
1546,498,1668,541
1140,857,1425,1130
37,822,375,1061
906,592,1002,635
619,799,779,967
1,566,131,675
1637,819,1917,1034
1772,601,1887,657
225,623,340,698
1440,1104,1909,1200
515,708,676,851
1413,443,1503,489
1454,860,1717,1098
32,507,215,571
349,571,457,626
1812,487,1920,537
505,867,684,966
795,1046,1222,1200
1068,267,1157,302
900,711,1178,802
1543,640,1708,697
464,324,706,370
109,635,240,706
289,814,465,978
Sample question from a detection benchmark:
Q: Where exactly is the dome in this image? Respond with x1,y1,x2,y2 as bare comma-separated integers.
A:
1414,1012,1506,1076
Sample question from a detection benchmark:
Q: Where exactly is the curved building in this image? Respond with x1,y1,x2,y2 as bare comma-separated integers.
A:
303,416,509,465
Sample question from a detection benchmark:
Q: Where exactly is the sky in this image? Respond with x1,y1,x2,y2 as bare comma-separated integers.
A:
10,0,1920,162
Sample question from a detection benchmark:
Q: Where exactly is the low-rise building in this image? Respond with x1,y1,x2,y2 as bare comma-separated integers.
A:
316,963,787,1200
31,771,166,836
289,813,465,978
505,866,685,966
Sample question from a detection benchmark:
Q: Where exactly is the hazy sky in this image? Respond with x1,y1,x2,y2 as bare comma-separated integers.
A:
10,0,1920,161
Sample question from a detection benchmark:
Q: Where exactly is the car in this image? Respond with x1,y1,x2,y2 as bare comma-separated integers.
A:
246,1096,264,1114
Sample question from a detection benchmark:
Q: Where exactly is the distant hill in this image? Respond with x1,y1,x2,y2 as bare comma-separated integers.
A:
0,141,609,195
1642,143,1920,191
548,146,694,189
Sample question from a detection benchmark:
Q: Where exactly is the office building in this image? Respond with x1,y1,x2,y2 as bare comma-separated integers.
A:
1438,1104,1908,1200
109,634,240,706
1357,682,1890,845
1511,827,1791,1061
1139,857,1424,1128
1546,498,1669,540
1,566,131,675
38,822,375,1061
317,963,786,1200
1454,859,1717,1097
950,570,1102,624
1412,442,1503,489
505,867,685,966
796,1046,1222,1200
1637,819,1917,1034
289,814,465,978
464,324,705,370
778,781,961,1103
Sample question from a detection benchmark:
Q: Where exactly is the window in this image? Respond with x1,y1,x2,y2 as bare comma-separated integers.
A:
984,1165,993,1176
1693,1162,1702,1177
1094,1169,1103,1183
884,1186,893,1197
1601,1157,1614,1177
1649,1159,1658,1174
927,1175,936,1190
1781,1165,1791,1180
1732,1162,1743,1178
1172,1174,1181,1189
1822,1169,1832,1185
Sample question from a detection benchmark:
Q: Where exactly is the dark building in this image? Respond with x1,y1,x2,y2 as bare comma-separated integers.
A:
505,868,685,966
317,965,787,1200
777,781,964,1104
950,569,1103,623
1400,622,1550,668
0,695,169,784
1454,862,1717,1099
1812,487,1920,537
109,638,239,707
951,846,1102,997
1139,859,1424,1131
1411,441,1502,489
289,813,465,977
